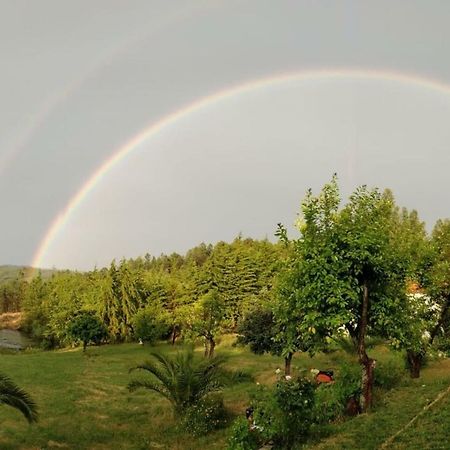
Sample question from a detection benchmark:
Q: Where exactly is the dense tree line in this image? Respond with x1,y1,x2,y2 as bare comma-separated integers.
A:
5,237,284,352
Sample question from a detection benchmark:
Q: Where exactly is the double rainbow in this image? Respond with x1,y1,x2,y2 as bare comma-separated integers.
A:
31,68,450,270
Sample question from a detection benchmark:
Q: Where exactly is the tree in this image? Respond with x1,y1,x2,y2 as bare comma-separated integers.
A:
128,348,226,416
394,217,450,378
131,304,170,344
67,313,108,351
278,177,407,411
0,373,38,423
237,307,281,355
186,290,227,358
421,220,450,356
99,260,146,341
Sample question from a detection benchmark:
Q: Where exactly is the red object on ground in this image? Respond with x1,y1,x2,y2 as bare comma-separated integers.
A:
316,372,334,383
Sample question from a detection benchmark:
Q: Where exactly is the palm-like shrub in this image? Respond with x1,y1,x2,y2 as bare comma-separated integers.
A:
0,373,38,423
128,348,226,415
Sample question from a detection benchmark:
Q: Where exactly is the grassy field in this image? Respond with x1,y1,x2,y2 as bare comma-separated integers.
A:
0,338,449,450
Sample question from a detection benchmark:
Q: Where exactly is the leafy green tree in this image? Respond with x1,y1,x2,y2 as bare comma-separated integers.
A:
237,307,281,355
421,220,450,355
128,348,226,416
132,304,170,344
0,373,38,423
278,177,407,410
186,290,227,358
99,261,146,341
67,313,108,351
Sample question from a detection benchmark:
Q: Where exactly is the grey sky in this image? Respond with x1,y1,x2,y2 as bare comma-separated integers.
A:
1,1,450,269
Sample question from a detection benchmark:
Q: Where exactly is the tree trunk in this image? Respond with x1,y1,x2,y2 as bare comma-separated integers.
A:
208,338,216,358
83,341,87,352
407,350,423,378
358,279,374,412
171,326,179,345
284,352,293,376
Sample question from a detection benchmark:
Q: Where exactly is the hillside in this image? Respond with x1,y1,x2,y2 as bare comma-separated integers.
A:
0,265,56,284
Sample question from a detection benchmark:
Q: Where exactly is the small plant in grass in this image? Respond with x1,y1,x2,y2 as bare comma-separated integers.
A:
0,373,38,423
128,347,226,417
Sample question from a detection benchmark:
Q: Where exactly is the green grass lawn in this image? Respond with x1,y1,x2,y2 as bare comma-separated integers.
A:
0,339,449,449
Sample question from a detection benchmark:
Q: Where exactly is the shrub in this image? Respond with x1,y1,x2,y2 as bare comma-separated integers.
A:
433,334,450,357
313,384,344,424
241,377,315,448
375,358,405,390
227,416,260,450
181,393,227,436
313,361,361,423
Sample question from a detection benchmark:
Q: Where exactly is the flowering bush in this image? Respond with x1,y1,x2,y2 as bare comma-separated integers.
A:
181,393,227,436
227,416,260,450
228,377,315,449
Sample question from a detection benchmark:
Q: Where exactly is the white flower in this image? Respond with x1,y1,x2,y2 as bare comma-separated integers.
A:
285,375,292,381
275,368,281,375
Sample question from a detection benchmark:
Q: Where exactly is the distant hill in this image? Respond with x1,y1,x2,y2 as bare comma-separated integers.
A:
0,265,56,284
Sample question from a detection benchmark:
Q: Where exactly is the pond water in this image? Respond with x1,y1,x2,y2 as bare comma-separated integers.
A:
0,329,35,350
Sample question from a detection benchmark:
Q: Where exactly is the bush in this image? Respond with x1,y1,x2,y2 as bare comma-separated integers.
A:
313,361,361,423
242,377,315,448
313,384,344,424
227,416,260,450
433,335,450,357
181,393,227,436
375,358,405,390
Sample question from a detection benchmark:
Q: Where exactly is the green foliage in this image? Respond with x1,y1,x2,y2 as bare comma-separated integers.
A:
374,358,405,390
131,304,170,344
99,261,147,342
249,377,315,448
128,347,226,416
227,416,260,450
0,372,38,423
275,176,409,409
236,307,281,355
313,360,361,423
181,393,227,436
67,313,107,351
19,237,283,353
184,289,227,358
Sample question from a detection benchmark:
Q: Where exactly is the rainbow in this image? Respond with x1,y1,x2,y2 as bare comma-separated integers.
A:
31,67,450,271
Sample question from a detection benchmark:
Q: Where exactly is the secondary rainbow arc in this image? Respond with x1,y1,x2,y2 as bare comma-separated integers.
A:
31,67,450,271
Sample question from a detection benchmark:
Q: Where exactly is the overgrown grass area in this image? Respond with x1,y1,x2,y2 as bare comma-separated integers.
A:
0,338,449,449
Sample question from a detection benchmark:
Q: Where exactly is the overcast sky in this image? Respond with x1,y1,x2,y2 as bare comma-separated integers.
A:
2,0,450,270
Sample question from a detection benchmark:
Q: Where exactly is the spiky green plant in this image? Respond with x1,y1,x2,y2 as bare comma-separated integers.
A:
128,348,226,415
0,373,38,423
